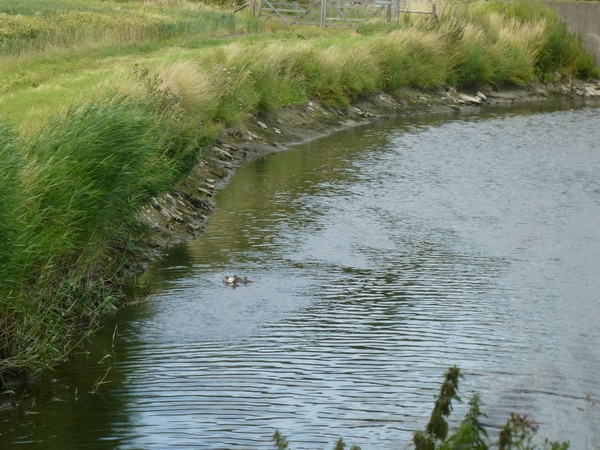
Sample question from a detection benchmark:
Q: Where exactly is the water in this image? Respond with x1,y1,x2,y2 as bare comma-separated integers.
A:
2,101,600,449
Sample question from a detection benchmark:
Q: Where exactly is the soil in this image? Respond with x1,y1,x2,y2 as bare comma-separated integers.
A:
124,80,600,276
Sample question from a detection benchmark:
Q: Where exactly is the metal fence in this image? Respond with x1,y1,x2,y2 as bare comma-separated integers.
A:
240,0,437,27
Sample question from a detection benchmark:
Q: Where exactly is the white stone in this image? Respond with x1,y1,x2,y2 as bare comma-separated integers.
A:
459,94,483,104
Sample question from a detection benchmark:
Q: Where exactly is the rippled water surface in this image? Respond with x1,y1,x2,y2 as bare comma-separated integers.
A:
2,101,600,449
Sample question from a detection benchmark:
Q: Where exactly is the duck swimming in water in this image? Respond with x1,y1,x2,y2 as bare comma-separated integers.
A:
223,274,237,285
223,275,252,286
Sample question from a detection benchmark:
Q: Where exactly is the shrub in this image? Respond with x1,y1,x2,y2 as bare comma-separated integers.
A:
271,367,569,450
413,366,570,450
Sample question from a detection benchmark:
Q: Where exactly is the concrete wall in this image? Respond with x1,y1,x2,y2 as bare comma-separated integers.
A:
547,1,600,67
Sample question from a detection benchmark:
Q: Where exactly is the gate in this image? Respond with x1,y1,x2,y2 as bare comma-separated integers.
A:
241,0,437,27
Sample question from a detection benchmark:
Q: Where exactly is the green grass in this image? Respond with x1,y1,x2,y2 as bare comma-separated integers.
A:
0,99,181,374
475,0,597,81
0,0,252,55
0,0,597,375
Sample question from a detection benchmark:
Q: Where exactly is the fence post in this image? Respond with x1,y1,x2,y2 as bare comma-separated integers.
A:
320,0,327,27
393,0,399,21
249,0,255,16
257,0,262,18
387,1,392,22
432,2,437,19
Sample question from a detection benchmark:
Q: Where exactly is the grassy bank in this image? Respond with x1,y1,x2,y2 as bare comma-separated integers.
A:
0,0,597,376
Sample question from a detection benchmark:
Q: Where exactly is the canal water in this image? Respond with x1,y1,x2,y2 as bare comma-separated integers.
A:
2,101,600,449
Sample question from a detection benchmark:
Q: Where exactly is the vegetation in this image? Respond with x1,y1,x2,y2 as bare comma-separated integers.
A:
0,100,175,374
0,0,252,55
412,367,569,450
0,0,597,375
272,367,570,450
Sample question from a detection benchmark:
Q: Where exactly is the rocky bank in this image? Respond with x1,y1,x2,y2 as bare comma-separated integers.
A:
126,80,600,276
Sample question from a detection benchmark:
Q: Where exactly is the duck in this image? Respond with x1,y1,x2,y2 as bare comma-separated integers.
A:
223,274,238,285
223,275,252,286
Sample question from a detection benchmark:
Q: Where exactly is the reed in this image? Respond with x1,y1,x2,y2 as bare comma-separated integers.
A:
0,123,22,292
0,100,180,373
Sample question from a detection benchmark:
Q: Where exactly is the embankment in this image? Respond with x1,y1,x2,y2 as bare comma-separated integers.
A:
136,81,600,262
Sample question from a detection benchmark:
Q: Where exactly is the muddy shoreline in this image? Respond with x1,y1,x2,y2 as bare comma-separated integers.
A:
127,80,600,275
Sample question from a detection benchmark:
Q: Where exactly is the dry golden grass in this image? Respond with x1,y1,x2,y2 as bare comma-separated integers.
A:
158,60,220,114
492,14,546,56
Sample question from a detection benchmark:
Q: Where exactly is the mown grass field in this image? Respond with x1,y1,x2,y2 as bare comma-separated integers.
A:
0,0,597,375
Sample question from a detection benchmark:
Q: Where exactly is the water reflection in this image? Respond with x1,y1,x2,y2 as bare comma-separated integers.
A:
2,100,600,449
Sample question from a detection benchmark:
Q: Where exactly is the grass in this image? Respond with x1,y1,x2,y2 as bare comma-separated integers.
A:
0,0,597,375
0,99,178,374
0,0,251,55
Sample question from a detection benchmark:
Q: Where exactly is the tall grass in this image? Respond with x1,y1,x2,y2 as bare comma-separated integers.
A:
473,0,597,81
0,0,255,56
0,123,22,292
0,99,183,374
0,0,597,374
18,101,170,273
